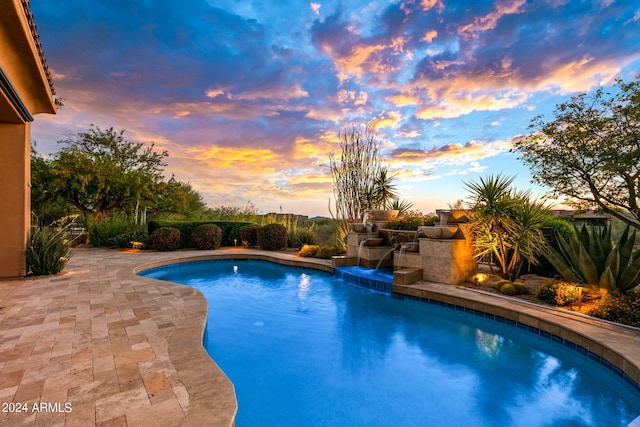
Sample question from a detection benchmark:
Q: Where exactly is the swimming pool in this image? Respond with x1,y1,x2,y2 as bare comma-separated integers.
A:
140,259,640,426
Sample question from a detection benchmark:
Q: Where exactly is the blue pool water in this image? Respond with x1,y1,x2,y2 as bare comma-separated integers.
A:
140,260,640,427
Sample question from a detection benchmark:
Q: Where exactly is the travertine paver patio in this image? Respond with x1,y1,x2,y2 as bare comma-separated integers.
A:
1,247,640,427
0,247,246,427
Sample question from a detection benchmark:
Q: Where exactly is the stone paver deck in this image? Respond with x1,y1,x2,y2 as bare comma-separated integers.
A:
1,247,639,426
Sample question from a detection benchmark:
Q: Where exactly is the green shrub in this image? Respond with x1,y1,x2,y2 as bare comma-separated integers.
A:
423,213,438,226
258,223,287,250
495,279,512,291
105,225,148,248
148,220,253,247
495,279,528,295
290,228,317,248
239,224,260,248
388,210,425,231
588,291,640,327
537,279,583,306
524,217,576,277
537,280,559,305
25,216,75,276
315,245,344,259
500,283,517,296
150,227,181,251
191,224,222,250
89,215,135,247
512,282,528,295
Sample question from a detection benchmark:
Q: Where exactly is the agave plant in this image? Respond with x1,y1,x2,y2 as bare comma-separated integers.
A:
545,224,640,293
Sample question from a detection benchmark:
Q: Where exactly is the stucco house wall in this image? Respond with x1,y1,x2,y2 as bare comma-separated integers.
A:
0,0,58,278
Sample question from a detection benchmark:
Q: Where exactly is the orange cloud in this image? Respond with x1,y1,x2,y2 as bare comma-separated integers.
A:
458,0,526,40
388,138,513,166
420,30,438,43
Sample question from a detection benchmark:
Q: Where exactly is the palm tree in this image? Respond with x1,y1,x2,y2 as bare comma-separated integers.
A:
465,174,551,280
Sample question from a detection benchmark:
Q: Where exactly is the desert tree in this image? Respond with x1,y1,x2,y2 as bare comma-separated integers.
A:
513,77,640,228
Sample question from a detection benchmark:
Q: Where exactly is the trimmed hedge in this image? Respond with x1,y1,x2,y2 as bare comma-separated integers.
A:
258,223,287,250
148,220,254,248
239,224,260,248
191,224,222,250
150,227,181,251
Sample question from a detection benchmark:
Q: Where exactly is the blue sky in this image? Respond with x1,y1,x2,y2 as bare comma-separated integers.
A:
30,0,640,216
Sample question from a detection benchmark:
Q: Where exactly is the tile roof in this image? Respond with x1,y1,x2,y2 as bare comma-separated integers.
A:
20,0,62,107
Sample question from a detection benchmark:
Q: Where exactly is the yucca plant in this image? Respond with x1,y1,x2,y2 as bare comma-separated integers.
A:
25,215,77,276
545,224,640,293
465,174,552,281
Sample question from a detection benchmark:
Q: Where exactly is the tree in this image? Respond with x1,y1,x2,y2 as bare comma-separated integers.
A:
46,126,168,220
152,176,208,219
513,77,640,228
31,144,75,224
465,174,552,281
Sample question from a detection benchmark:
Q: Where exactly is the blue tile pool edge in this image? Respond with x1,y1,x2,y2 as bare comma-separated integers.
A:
391,291,640,394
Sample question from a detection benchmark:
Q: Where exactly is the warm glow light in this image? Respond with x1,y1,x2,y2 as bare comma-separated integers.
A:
474,273,488,284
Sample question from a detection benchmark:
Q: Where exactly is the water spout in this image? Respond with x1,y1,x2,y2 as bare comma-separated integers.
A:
362,211,369,225
397,244,407,270
439,210,450,226
357,240,367,266
375,247,396,270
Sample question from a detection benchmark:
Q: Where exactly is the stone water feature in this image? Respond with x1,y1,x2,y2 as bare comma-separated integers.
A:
333,209,477,287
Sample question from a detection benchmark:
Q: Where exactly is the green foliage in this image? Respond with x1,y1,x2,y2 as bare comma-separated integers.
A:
495,279,528,295
152,177,208,219
588,291,640,327
205,203,258,222
290,228,317,248
513,77,640,229
465,174,552,281
310,219,342,247
148,220,253,247
191,224,222,250
44,126,167,220
25,215,76,276
524,217,577,277
315,245,345,259
388,199,415,215
239,225,260,247
423,212,438,226
388,210,424,230
537,279,583,306
104,226,149,249
30,144,75,224
258,223,287,250
150,227,181,251
89,215,137,247
500,283,517,296
545,224,640,293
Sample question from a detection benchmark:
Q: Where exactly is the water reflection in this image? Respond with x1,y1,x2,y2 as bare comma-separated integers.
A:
141,260,640,427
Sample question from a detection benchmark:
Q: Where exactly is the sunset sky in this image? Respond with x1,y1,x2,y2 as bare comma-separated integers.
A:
30,0,640,217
